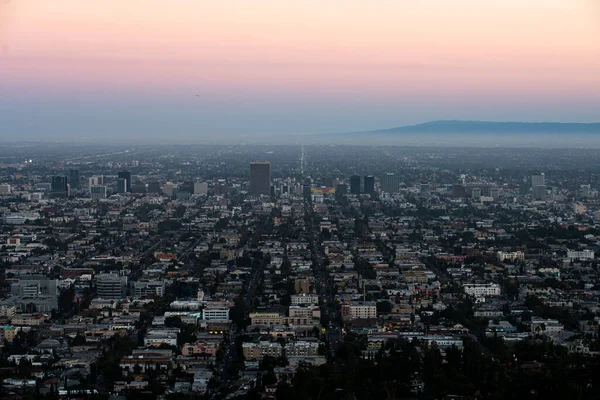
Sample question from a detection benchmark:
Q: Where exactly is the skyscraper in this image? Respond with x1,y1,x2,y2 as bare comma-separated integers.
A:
118,170,132,193
68,169,80,190
116,178,128,194
350,175,361,194
381,173,400,193
531,173,545,188
364,175,375,194
51,176,69,198
532,173,546,200
250,162,271,196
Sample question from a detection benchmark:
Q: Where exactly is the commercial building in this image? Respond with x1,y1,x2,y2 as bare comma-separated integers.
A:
118,171,132,193
51,176,69,198
116,178,128,194
250,162,271,196
68,169,80,190
341,302,377,320
133,281,165,299
194,181,208,196
90,185,107,200
363,175,375,194
201,307,230,321
381,173,400,193
463,283,501,297
95,273,127,300
350,175,361,194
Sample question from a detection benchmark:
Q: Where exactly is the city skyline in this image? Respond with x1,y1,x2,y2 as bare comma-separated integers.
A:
1,0,599,141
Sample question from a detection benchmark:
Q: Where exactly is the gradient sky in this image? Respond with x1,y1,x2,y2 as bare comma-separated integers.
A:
1,0,599,142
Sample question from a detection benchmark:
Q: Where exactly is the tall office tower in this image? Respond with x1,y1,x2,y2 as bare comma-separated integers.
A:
420,183,431,197
88,175,104,190
147,181,161,193
194,181,208,196
116,178,128,194
68,169,80,190
118,171,132,193
96,273,127,300
350,175,361,194
532,173,546,200
51,176,69,198
533,185,547,200
531,173,545,188
364,175,375,194
381,173,400,193
250,161,271,196
90,185,107,199
472,187,482,200
294,278,310,294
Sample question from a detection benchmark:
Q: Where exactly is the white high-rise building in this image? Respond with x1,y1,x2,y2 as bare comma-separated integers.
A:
194,181,208,196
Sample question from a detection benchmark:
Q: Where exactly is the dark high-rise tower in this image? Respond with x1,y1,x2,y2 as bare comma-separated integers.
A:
51,176,69,198
68,169,80,190
116,178,128,194
250,162,271,196
118,171,132,193
364,175,375,194
350,175,361,194
381,173,400,193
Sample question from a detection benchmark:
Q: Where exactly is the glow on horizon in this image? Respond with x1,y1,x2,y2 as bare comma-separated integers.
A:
0,0,599,139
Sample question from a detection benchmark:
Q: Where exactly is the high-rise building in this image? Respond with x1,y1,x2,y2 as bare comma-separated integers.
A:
350,175,361,194
381,173,400,193
51,176,69,198
194,181,208,196
250,162,271,196
118,171,132,193
214,179,228,195
89,175,104,190
364,175,375,194
96,273,127,300
420,183,430,197
533,185,547,200
472,187,482,200
532,173,546,200
532,173,545,188
90,185,107,199
116,178,128,194
68,169,80,190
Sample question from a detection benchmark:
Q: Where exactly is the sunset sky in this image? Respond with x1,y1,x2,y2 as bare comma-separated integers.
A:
1,0,599,141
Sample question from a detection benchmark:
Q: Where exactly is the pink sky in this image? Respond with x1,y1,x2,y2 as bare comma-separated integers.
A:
1,0,599,138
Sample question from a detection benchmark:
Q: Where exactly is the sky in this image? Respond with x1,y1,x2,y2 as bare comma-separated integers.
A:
0,0,599,142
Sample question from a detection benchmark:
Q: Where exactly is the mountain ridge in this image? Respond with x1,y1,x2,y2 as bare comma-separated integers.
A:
333,120,600,136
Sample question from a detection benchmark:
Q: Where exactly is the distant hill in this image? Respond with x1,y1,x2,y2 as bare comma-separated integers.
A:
335,120,600,136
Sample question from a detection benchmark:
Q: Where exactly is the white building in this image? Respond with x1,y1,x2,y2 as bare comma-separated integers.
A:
567,250,594,261
290,294,320,306
0,184,11,194
463,283,501,297
201,307,230,321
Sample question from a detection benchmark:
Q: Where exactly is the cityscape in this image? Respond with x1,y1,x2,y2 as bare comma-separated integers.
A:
0,144,599,399
2,0,600,399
